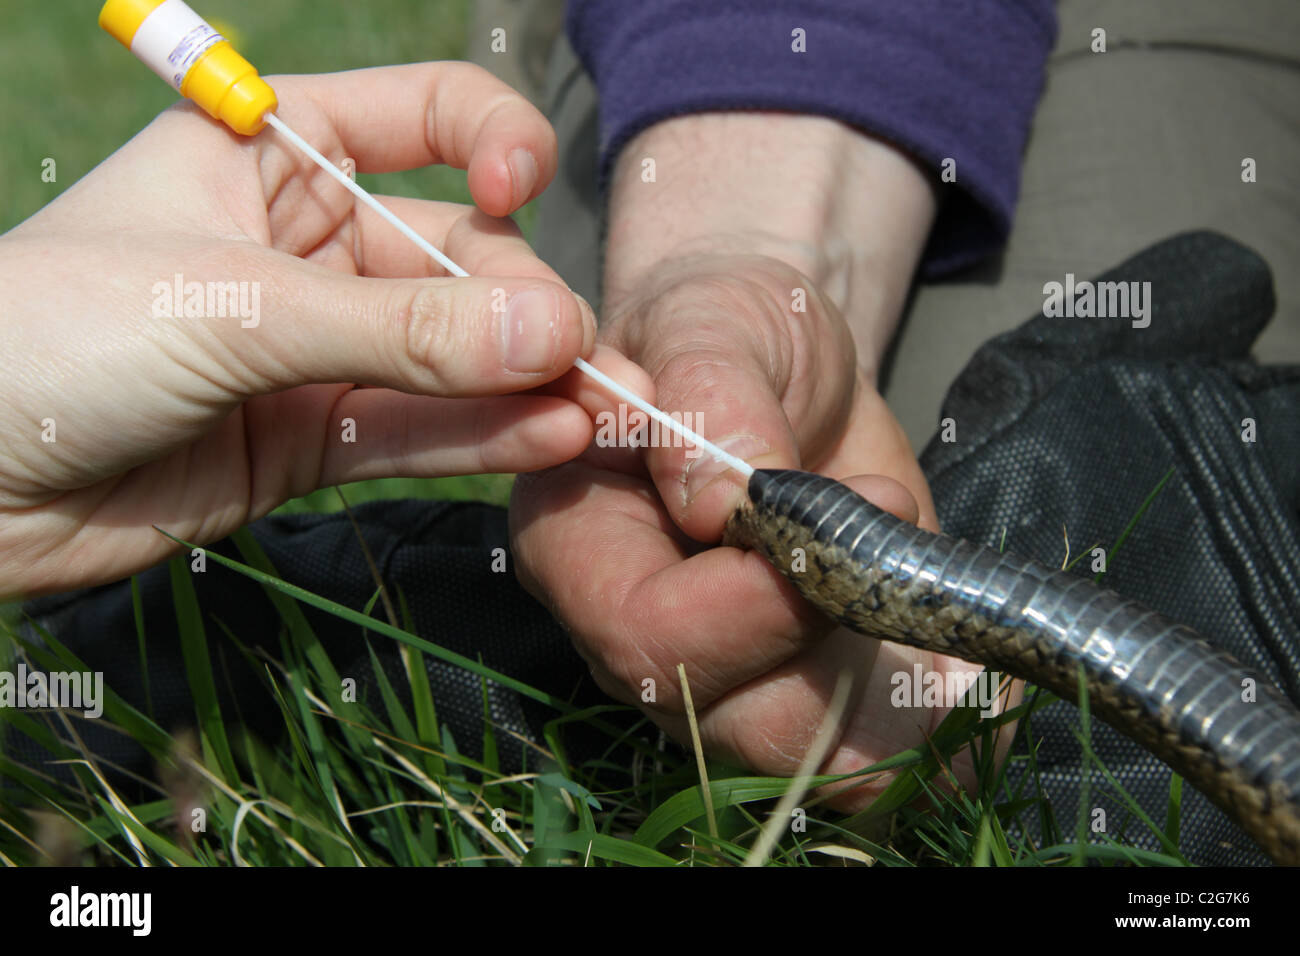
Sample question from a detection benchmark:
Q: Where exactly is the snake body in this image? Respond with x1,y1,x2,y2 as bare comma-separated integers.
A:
723,468,1300,865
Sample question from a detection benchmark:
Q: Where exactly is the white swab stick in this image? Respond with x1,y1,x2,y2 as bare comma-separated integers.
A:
264,112,754,479
571,357,753,477
264,113,469,278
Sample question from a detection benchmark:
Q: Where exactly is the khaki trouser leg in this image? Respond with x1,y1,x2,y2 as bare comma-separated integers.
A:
886,0,1300,448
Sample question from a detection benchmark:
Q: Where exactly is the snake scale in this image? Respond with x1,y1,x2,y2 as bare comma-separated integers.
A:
722,468,1300,865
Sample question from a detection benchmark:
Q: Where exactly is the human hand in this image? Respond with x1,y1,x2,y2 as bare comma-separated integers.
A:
512,114,1008,808
512,252,961,807
0,63,614,599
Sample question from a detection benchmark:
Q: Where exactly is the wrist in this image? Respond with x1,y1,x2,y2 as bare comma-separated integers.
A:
602,112,937,372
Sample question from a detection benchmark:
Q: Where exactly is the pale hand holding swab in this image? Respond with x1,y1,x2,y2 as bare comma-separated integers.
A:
262,113,754,479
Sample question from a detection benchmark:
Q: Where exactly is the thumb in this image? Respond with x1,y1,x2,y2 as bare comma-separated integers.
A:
643,346,802,541
214,255,596,397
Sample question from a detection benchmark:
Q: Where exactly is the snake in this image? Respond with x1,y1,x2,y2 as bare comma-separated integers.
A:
722,468,1300,865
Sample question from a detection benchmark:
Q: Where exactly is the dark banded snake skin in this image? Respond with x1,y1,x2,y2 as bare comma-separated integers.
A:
723,469,1300,865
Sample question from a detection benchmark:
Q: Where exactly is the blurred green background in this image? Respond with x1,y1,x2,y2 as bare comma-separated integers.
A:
0,0,524,511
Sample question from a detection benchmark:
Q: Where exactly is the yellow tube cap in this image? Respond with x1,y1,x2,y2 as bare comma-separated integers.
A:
183,42,277,135
99,0,276,137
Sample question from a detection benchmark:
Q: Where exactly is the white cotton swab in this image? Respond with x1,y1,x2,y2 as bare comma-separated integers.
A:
567,356,753,476
264,113,470,279
262,112,754,479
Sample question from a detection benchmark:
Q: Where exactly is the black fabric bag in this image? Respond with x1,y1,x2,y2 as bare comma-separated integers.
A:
918,231,1300,865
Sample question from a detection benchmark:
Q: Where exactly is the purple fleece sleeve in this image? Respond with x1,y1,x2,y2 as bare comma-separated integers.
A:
567,0,1057,276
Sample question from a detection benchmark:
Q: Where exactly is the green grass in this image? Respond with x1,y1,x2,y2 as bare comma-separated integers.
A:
3,0,478,233
0,482,1193,867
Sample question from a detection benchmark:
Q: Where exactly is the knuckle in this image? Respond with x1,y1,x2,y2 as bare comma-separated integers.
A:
399,283,464,388
657,348,733,391
731,713,814,773
445,60,492,85
613,627,690,714
603,651,673,713
636,272,792,365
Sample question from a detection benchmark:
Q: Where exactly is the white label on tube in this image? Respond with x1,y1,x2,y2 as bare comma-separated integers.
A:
130,0,225,90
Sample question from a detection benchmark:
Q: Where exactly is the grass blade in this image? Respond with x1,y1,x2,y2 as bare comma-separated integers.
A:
155,528,577,714
168,558,238,783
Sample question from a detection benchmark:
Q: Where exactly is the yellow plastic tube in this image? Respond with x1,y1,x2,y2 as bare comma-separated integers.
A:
100,0,276,135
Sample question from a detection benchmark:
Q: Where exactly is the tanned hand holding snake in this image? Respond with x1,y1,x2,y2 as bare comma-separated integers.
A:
510,113,1300,867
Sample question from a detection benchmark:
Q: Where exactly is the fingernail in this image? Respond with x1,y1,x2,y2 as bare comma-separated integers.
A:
501,288,560,373
507,148,538,206
682,434,770,507
574,293,597,353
